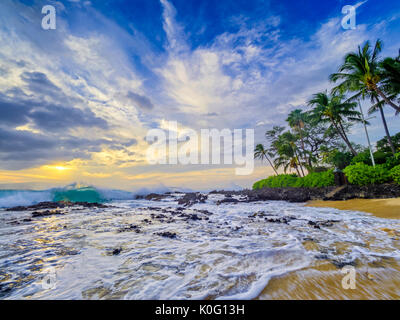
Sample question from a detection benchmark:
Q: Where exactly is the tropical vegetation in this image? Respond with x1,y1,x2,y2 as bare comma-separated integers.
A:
254,39,400,189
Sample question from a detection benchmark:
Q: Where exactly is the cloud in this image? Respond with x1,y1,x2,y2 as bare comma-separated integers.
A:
21,71,61,96
0,125,114,170
0,85,108,132
155,0,390,147
0,0,398,189
126,91,154,110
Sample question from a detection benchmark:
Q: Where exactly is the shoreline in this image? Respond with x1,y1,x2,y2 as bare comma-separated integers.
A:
306,198,400,219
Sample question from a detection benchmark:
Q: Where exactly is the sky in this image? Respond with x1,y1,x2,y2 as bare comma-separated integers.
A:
0,0,399,191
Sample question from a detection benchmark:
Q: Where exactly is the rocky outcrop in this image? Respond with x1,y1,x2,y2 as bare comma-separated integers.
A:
6,201,109,212
177,193,207,207
208,183,400,203
322,184,400,201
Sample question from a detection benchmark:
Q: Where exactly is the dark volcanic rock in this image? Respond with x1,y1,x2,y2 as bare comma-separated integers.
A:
322,184,400,201
118,224,141,233
144,193,170,201
7,201,61,211
112,248,122,255
265,217,290,224
186,214,202,221
213,183,400,203
6,201,108,212
177,193,207,207
32,210,64,218
308,220,338,229
193,209,213,216
216,198,239,205
155,231,177,239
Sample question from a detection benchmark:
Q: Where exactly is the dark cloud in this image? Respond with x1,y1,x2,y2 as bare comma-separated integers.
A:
21,72,60,95
0,93,30,126
0,89,108,132
126,91,154,110
0,127,115,170
0,127,55,153
29,104,108,131
121,138,138,147
0,69,114,169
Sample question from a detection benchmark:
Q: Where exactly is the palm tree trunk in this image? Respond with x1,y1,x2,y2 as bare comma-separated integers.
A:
332,120,358,156
299,131,310,169
294,150,305,177
379,106,396,155
294,165,301,177
374,86,400,113
265,155,279,175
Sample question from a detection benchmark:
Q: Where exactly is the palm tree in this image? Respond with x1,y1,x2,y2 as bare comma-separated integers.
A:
274,154,301,177
380,56,400,98
273,131,306,177
286,109,309,168
308,92,361,156
330,40,400,113
254,144,278,175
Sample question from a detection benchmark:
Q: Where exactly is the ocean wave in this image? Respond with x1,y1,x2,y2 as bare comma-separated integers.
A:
0,186,134,208
0,190,53,208
0,184,193,208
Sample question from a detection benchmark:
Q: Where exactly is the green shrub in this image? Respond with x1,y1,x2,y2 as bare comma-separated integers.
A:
384,152,400,170
324,150,353,170
252,174,299,189
351,150,391,166
295,170,335,188
343,163,391,186
252,171,335,189
390,165,400,184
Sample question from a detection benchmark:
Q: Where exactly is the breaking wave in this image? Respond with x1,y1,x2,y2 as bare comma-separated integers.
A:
0,186,133,208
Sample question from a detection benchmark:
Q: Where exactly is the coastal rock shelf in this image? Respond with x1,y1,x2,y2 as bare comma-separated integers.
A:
211,184,400,203
0,193,399,299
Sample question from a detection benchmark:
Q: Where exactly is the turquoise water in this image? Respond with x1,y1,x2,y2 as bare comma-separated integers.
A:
0,186,134,207
52,187,103,203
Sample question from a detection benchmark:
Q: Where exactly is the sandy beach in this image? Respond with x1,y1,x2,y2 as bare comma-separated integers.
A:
306,198,400,220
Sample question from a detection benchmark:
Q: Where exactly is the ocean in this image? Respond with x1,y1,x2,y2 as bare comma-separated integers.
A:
0,189,399,299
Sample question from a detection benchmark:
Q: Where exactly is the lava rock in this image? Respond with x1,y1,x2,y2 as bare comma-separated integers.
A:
265,217,289,224
32,210,64,218
155,231,177,239
144,193,170,201
6,201,108,212
178,193,208,207
112,248,122,255
216,198,239,205
118,224,141,233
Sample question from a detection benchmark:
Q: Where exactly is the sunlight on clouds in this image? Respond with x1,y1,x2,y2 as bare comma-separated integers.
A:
15,124,42,134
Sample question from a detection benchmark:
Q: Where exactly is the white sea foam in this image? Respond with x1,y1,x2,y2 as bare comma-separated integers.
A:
0,195,399,299
0,190,52,208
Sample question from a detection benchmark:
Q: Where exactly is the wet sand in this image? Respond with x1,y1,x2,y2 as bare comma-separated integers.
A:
257,198,400,299
258,258,400,300
306,198,400,220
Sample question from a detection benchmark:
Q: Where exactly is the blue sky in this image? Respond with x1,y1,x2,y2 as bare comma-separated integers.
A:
0,0,399,190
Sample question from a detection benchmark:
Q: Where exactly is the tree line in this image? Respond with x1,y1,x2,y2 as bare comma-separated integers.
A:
255,40,400,177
